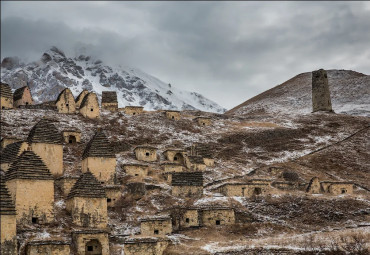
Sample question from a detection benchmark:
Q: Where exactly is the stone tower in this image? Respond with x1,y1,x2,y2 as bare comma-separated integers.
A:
312,69,333,112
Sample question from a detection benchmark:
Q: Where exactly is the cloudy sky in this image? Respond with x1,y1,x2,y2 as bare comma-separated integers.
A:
1,1,370,109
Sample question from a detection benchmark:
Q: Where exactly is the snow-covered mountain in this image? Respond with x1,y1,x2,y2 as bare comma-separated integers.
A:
226,70,370,117
1,46,225,113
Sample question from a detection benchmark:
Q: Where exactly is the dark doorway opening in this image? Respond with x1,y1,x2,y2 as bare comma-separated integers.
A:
216,220,221,225
68,135,76,144
85,239,102,255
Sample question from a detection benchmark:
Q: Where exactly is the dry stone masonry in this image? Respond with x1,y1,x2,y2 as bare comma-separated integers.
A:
312,69,333,112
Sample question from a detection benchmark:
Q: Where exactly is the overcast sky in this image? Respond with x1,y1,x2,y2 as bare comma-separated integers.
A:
1,1,370,109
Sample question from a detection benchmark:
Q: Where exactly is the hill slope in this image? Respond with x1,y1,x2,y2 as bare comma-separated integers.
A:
1,46,225,113
226,70,370,117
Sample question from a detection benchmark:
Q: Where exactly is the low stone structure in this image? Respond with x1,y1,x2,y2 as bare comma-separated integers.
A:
171,172,203,198
185,156,207,171
66,171,108,228
140,216,172,236
1,137,21,149
194,116,212,126
13,86,33,108
215,182,271,197
62,128,81,144
163,149,186,164
200,207,235,226
0,141,28,171
75,90,89,109
5,150,54,224
26,240,70,255
179,208,199,228
306,177,321,194
56,176,79,197
71,229,109,255
0,82,13,109
123,237,169,255
321,181,353,195
0,176,17,255
124,106,144,115
55,88,76,114
123,163,149,178
27,118,64,177
82,130,116,184
105,185,121,207
79,92,100,119
165,110,181,120
312,69,333,112
134,146,158,162
161,162,183,173
101,91,118,111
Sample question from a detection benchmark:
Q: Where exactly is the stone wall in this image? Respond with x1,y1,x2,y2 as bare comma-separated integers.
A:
124,107,144,115
0,214,17,255
72,231,109,255
14,87,33,108
79,93,100,119
218,183,271,197
6,179,54,224
105,186,121,207
124,164,149,178
162,164,183,173
201,209,235,226
81,157,116,184
1,96,13,109
312,69,333,112
172,185,203,198
203,158,215,167
327,183,353,195
195,117,212,126
134,148,157,162
66,197,107,228
26,242,70,255
180,209,199,228
164,150,186,164
55,89,76,114
141,218,172,236
123,239,169,255
165,111,180,120
62,131,81,144
102,102,118,112
31,142,63,177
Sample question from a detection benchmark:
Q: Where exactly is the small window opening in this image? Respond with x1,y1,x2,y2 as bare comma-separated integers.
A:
133,112,136,115
254,187,262,195
135,174,138,176
203,122,206,126
87,246,93,251
90,108,93,111
185,218,189,223
26,102,29,105
66,103,69,107
174,156,178,161
172,116,175,119
146,152,150,157
341,189,347,194
2,106,4,109
101,181,105,184
216,220,220,225
154,230,159,235
107,198,112,203
32,217,38,224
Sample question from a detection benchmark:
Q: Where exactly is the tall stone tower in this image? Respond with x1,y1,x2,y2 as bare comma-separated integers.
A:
312,69,333,112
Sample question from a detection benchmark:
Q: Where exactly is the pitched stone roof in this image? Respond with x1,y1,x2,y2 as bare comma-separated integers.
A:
0,174,16,215
80,92,98,109
82,130,115,159
5,151,53,181
27,119,63,145
67,171,106,199
0,141,25,164
139,215,171,222
187,156,205,164
171,172,203,186
55,88,73,103
102,91,118,104
0,82,13,98
13,86,28,101
75,90,88,104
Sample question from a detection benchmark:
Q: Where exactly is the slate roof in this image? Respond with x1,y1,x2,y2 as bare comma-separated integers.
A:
0,82,13,99
171,172,203,186
13,86,28,101
0,141,25,164
55,88,73,103
0,174,16,215
187,156,205,164
75,90,88,103
5,150,53,181
67,171,106,199
102,91,118,104
192,143,213,158
27,119,63,145
125,106,144,109
82,130,115,159
139,215,171,222
80,93,97,109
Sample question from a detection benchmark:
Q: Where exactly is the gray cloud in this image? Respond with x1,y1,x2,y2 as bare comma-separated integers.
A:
1,1,370,109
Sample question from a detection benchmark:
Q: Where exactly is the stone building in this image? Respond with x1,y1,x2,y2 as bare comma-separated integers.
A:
101,91,118,111
0,141,28,171
0,82,13,109
26,240,70,255
161,162,183,173
79,92,100,119
62,128,81,144
179,208,199,228
0,175,17,255
5,150,54,224
75,90,89,109
140,216,172,236
200,207,235,226
190,143,215,166
163,149,186,165
194,116,212,126
66,171,108,228
134,146,158,162
124,106,144,115
171,172,203,198
105,185,122,207
1,136,21,149
81,130,116,184
123,164,149,178
55,88,76,114
320,181,353,195
165,110,181,120
27,118,64,177
185,156,207,171
56,176,79,197
306,177,321,194
216,182,271,197
312,69,333,112
13,86,33,108
71,229,109,255
123,237,169,255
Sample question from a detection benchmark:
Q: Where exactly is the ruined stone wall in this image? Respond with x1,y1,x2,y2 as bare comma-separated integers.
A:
62,131,81,143
163,164,183,173
14,87,33,108
185,159,206,171
81,157,116,184
102,103,118,112
172,186,203,198
180,209,199,228
55,90,76,114
31,143,63,177
312,69,333,112
1,96,13,109
220,184,270,197
26,244,70,255
203,158,215,167
201,209,235,226
72,232,109,255
141,219,172,236
328,183,353,195
124,240,169,255
0,214,17,255
124,107,143,115
6,179,54,224
66,197,107,228
166,111,180,120
135,148,157,162
124,165,149,178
